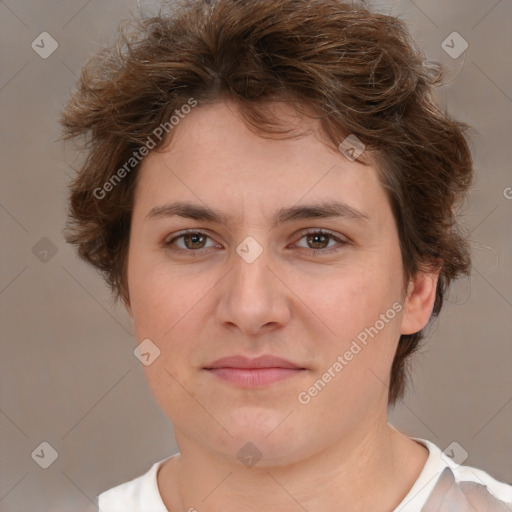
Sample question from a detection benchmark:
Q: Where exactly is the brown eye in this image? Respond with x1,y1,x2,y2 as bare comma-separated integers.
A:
306,232,330,249
164,230,217,254
294,229,349,255
163,228,348,257
181,232,208,250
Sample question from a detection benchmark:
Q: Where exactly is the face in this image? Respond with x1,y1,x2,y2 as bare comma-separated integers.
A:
126,100,429,466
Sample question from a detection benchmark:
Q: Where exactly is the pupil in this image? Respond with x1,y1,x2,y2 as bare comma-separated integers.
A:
308,233,327,249
186,233,204,249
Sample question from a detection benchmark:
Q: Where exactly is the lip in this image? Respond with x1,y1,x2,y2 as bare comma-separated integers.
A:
205,355,304,370
204,355,307,388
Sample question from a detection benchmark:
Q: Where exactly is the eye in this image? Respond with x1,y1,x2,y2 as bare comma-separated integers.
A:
163,228,349,256
164,230,218,255
293,229,349,255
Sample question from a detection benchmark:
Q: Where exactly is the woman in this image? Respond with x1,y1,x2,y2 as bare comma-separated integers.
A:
60,0,512,510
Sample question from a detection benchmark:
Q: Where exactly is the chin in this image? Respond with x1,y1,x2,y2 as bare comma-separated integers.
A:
214,416,309,465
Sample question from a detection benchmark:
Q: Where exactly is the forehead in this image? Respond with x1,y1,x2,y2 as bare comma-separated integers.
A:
133,100,389,227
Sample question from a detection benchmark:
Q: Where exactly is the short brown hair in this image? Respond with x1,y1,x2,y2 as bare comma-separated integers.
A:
60,0,473,405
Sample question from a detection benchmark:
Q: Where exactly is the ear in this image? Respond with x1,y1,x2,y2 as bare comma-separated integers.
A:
400,269,440,335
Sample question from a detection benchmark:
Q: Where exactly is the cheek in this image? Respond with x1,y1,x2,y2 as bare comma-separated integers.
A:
296,253,403,391
128,262,204,422
127,253,212,381
128,250,208,338
299,258,402,340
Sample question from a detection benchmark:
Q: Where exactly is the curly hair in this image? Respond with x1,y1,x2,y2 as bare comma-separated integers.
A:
60,0,473,405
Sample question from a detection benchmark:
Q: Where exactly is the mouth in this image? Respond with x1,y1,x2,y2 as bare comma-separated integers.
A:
205,367,306,387
203,354,307,388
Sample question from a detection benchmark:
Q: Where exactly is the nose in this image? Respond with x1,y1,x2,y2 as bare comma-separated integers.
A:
215,240,291,336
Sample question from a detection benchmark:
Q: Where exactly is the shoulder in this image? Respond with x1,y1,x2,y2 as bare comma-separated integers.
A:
97,455,176,512
407,437,512,511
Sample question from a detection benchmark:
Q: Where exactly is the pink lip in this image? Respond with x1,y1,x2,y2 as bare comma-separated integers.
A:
204,355,306,388
207,367,304,387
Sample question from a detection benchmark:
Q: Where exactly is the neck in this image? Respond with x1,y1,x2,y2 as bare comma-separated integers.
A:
158,418,428,512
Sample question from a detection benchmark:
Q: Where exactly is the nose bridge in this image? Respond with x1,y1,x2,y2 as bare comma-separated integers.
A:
217,232,289,334
231,233,273,296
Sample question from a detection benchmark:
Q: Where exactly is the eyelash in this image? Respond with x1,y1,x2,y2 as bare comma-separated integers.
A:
163,228,350,256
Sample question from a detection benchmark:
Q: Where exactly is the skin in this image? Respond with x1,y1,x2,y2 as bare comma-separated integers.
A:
125,100,439,512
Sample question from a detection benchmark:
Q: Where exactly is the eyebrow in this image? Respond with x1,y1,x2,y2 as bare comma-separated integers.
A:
145,200,369,227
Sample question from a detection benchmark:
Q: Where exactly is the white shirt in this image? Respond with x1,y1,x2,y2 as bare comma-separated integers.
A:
98,437,512,511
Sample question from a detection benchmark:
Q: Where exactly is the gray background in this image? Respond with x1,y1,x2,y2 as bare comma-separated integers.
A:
1,0,511,510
